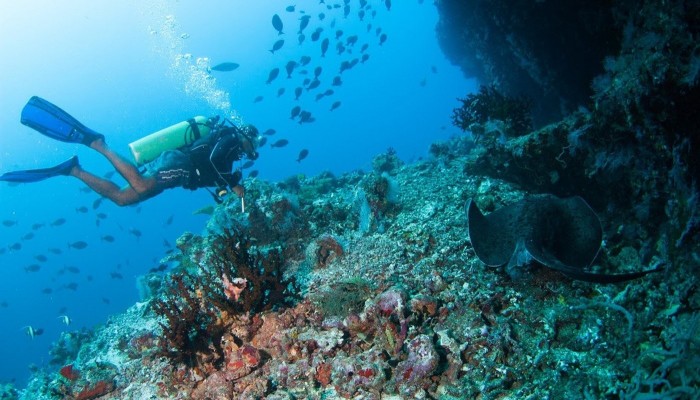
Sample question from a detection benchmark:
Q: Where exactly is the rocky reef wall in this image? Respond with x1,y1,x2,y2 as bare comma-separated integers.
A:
435,0,631,124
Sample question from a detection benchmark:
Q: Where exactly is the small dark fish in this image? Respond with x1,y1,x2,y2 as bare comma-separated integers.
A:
346,35,358,46
332,76,343,86
343,5,350,18
277,87,286,97
286,5,295,12
2,220,17,227
298,15,311,34
323,89,334,96
290,105,302,119
385,0,392,11
96,213,107,220
266,67,280,84
299,55,311,66
367,23,372,33
50,218,66,227
310,27,322,42
298,34,306,45
269,39,285,54
307,79,321,91
294,87,303,100
272,14,284,35
65,266,81,274
360,43,369,53
0,301,7,308
296,149,309,162
253,95,264,103
379,33,387,46
262,128,277,136
163,239,172,248
164,215,174,226
101,235,115,243
319,12,325,21
93,197,104,209
420,77,427,87
358,9,365,21
25,264,41,272
48,248,62,255
22,232,35,241
315,93,326,101
376,27,382,36
193,205,215,216
431,65,438,74
330,101,342,112
299,111,316,124
64,282,78,291
336,42,346,55
339,60,351,74
35,254,48,262
129,228,142,238
335,30,343,39
31,223,45,230
211,62,240,72
285,60,298,78
361,53,370,63
321,38,329,57
102,297,110,304
10,242,22,251
41,288,53,295
68,241,88,250
271,139,289,148
258,137,268,147
75,206,88,213
314,66,323,78
242,160,255,169
0,248,5,255
110,272,123,279
248,170,259,178
86,275,93,282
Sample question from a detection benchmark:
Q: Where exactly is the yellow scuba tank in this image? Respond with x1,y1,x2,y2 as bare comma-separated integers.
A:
128,116,213,166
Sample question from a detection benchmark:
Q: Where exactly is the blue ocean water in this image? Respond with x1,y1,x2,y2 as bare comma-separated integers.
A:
0,0,474,386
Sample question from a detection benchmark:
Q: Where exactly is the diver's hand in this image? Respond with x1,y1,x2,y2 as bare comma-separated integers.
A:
232,185,245,198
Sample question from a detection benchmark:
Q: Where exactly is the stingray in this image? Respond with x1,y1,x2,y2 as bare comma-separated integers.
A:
466,194,663,283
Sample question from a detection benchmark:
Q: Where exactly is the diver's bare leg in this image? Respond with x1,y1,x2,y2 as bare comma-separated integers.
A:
69,166,156,206
88,138,153,193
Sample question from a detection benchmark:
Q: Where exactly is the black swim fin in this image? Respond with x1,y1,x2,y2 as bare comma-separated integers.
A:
0,156,79,183
21,96,103,146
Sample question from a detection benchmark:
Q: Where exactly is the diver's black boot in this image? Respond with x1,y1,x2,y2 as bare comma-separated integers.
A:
80,131,105,146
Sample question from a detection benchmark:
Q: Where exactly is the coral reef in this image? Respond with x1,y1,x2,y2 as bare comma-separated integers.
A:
452,85,533,138
15,1,700,398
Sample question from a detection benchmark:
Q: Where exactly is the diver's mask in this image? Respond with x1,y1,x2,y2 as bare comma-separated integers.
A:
239,124,260,160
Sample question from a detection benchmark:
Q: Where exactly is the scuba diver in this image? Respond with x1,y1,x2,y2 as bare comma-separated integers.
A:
0,96,259,206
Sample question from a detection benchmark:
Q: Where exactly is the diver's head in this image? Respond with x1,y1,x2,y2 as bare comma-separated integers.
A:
239,124,260,160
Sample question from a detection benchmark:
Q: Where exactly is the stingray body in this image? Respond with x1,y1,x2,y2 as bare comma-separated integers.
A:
466,194,662,283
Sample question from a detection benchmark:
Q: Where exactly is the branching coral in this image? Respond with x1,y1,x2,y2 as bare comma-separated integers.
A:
452,85,533,138
151,273,222,367
152,226,299,370
202,227,296,314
